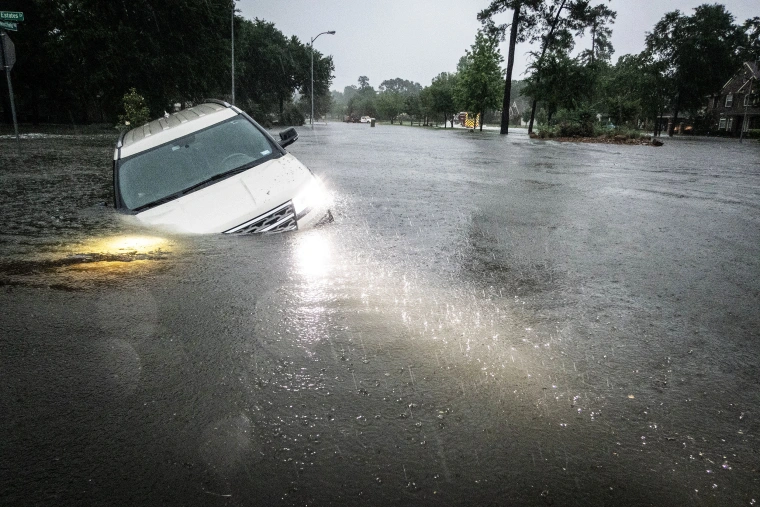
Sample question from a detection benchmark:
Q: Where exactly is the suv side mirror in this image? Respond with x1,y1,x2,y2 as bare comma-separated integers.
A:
278,127,298,148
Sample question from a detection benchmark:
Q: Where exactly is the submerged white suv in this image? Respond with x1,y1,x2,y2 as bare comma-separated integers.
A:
113,100,331,234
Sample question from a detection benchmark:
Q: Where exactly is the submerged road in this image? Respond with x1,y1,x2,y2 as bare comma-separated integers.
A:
1,124,759,506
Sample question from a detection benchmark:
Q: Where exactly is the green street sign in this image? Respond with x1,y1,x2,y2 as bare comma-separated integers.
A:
0,12,24,22
0,21,18,31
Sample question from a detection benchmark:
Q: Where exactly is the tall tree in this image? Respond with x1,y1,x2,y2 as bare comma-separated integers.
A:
455,31,504,132
576,2,616,65
646,4,745,136
741,17,760,61
478,0,544,134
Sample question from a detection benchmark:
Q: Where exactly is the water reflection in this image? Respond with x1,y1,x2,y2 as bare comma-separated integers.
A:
294,231,332,279
81,235,170,257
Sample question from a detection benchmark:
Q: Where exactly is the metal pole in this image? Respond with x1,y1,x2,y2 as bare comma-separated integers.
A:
310,38,314,127
740,78,751,143
0,30,19,145
309,31,335,128
231,1,235,105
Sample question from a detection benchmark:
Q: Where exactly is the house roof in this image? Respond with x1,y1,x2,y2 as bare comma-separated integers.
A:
721,61,759,93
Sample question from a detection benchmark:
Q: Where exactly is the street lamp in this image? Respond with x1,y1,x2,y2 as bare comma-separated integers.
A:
310,30,335,127
231,0,236,105
739,76,754,144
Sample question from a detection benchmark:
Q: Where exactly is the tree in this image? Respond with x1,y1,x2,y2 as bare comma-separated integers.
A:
455,31,504,131
576,3,616,65
346,76,377,118
646,4,745,136
478,0,545,134
599,53,668,131
376,78,421,124
522,50,588,123
428,72,459,127
1,0,334,125
741,17,760,61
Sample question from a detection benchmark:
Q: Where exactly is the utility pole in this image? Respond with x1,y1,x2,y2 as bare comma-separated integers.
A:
231,1,235,105
310,31,335,127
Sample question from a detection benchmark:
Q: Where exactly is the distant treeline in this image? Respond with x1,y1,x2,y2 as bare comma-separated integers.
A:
0,0,334,125
331,2,758,135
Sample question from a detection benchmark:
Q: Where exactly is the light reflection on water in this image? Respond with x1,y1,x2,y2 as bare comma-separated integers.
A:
3,127,759,504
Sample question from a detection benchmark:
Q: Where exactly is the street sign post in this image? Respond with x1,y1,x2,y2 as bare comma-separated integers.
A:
1,31,15,70
0,12,21,146
1,30,19,144
0,12,24,22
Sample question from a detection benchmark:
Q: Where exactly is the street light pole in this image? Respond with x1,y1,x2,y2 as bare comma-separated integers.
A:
740,77,753,144
231,0,235,105
310,30,335,127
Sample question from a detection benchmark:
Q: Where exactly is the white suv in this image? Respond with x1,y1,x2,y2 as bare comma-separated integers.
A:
113,100,331,234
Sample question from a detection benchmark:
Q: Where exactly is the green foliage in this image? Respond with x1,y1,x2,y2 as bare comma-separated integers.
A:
746,129,760,139
427,72,459,126
455,30,504,130
523,50,590,120
575,3,616,65
645,4,746,118
280,102,305,126
4,1,334,124
116,88,150,130
375,78,422,123
346,77,378,118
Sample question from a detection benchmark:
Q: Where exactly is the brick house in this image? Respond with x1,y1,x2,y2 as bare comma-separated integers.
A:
706,61,759,135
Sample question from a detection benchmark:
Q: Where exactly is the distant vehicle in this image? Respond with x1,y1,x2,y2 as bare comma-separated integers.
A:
113,100,331,234
360,116,371,123
457,112,467,124
343,115,360,123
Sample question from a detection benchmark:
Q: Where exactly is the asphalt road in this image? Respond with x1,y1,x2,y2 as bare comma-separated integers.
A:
1,123,759,506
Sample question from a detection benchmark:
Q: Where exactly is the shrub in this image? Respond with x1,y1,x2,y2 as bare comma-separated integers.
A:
117,88,150,131
746,129,760,139
281,102,305,126
558,121,593,137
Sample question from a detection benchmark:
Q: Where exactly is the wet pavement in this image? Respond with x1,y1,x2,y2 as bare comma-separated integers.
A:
1,123,759,506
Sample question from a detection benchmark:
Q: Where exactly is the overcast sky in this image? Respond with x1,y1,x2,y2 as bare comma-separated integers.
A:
238,0,757,92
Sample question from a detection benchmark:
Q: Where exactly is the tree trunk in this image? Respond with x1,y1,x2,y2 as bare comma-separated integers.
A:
527,0,568,134
480,109,484,132
668,93,680,137
528,99,538,134
499,5,521,135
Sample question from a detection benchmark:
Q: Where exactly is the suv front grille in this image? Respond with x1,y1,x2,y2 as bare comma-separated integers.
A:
224,201,297,234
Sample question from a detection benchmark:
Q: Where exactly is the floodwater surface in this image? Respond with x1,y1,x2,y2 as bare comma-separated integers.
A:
1,124,759,506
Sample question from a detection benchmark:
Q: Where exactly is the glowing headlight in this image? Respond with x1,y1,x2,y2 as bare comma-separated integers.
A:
293,177,327,216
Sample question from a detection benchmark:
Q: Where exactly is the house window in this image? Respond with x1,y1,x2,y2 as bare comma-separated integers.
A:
725,94,733,107
745,94,751,106
727,117,734,130
719,118,726,129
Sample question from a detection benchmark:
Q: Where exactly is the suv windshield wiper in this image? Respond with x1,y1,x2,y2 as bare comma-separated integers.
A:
180,165,251,195
132,165,252,212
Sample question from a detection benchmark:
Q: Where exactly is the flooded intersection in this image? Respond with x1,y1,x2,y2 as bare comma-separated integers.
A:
1,125,759,505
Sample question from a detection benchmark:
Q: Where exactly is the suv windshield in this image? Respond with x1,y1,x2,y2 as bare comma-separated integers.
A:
118,116,277,211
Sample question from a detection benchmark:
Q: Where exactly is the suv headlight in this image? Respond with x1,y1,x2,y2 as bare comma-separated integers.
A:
293,177,328,216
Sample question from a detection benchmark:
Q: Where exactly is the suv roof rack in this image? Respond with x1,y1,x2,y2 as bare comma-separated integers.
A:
203,99,231,107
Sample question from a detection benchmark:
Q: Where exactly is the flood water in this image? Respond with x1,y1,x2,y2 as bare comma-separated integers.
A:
1,124,759,506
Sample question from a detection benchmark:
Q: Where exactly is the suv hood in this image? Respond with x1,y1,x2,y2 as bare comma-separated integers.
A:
132,153,314,234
